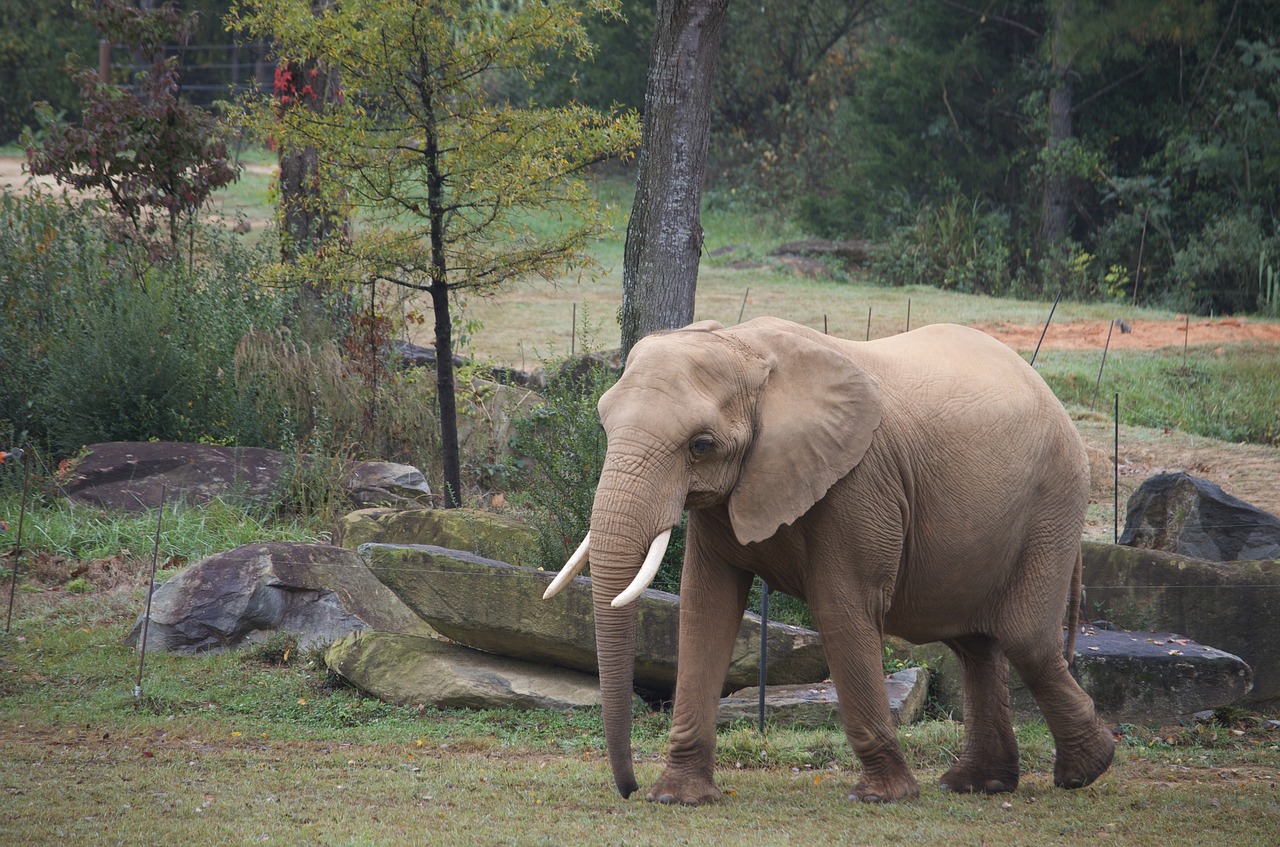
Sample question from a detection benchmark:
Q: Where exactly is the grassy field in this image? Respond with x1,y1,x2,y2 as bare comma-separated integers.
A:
1,574,1278,846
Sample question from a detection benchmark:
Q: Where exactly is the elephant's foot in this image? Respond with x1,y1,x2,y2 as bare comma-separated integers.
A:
646,767,723,806
939,760,1019,795
847,770,920,803
1053,723,1116,789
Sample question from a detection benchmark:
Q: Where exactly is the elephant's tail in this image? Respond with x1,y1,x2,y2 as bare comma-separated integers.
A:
1064,546,1082,667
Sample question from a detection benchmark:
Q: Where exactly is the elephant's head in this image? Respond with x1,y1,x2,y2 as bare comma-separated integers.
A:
543,317,883,797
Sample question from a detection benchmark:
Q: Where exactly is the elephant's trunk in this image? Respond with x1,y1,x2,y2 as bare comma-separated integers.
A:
587,461,683,798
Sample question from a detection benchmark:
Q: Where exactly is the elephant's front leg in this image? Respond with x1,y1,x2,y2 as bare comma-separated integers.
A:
811,605,919,803
648,561,753,806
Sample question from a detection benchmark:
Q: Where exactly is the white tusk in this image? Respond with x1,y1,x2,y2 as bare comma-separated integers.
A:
610,528,672,608
542,532,591,600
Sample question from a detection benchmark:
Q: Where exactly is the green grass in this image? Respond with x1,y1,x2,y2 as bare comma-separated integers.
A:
1,550,1278,846
1035,343,1280,446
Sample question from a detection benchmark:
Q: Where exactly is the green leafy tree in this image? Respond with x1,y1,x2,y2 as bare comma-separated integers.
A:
229,0,639,507
23,0,239,264
0,0,99,144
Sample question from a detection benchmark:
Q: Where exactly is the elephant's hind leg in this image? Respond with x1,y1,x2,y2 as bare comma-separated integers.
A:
1004,636,1115,789
939,634,1020,794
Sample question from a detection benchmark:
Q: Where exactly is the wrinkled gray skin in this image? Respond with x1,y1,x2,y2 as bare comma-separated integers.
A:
580,316,1114,805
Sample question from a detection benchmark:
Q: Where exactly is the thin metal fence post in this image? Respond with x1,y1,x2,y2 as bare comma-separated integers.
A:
1030,288,1063,368
758,581,769,734
5,449,30,634
134,486,167,705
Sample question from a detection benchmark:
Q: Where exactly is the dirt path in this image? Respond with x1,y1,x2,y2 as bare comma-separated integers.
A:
976,316,1280,351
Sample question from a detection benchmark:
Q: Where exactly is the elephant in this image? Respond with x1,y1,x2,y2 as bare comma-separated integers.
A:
542,316,1115,805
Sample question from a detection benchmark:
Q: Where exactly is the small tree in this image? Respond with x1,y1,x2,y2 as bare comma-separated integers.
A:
24,0,238,265
230,0,639,506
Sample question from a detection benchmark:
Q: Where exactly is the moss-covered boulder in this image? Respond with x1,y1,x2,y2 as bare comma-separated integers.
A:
358,543,828,697
335,507,538,567
325,631,601,710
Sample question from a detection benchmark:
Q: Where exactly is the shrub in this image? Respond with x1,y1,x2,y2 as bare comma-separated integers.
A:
1171,211,1280,314
233,325,443,485
0,194,285,455
871,189,1014,295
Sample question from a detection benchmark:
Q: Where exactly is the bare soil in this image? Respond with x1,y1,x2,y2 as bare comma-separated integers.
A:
976,316,1280,351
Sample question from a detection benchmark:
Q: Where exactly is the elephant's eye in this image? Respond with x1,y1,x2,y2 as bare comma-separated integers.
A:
690,436,715,458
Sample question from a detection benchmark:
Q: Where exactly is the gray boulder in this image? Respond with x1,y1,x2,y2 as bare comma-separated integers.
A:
1082,540,1280,706
718,668,929,729
325,631,601,710
64,442,435,512
342,461,433,507
125,542,433,653
897,627,1253,724
360,543,829,696
1070,626,1252,723
1119,472,1280,562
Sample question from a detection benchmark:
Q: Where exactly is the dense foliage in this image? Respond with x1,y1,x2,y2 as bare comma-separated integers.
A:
22,1,240,261
0,193,285,455
803,1,1280,313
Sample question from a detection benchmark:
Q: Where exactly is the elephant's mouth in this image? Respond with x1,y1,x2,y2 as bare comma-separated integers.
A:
684,488,724,510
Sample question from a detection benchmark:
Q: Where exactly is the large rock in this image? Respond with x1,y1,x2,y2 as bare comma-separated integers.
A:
360,543,829,696
717,668,929,729
325,631,601,710
1119,472,1280,562
895,627,1253,724
335,507,538,567
64,442,435,512
125,542,433,653
342,461,433,507
1082,540,1280,706
1070,626,1252,723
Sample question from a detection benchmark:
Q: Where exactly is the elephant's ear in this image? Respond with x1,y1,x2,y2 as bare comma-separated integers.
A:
727,321,883,545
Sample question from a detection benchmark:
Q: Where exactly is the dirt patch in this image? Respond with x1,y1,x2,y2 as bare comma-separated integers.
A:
975,316,1280,351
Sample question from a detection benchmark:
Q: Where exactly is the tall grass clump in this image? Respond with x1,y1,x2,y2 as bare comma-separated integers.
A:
233,326,443,489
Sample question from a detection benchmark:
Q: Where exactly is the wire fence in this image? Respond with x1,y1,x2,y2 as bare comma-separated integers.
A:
101,40,277,111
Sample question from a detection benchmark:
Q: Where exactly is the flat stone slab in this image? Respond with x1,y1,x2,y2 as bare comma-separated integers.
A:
326,631,601,710
718,668,929,728
358,543,829,697
335,507,538,567
900,627,1252,724
1070,626,1253,723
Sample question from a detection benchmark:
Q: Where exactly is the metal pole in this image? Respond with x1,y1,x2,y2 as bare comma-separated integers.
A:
134,486,167,704
5,449,30,634
1114,394,1120,544
865,307,872,341
1182,313,1190,369
1091,320,1116,410
758,581,769,733
905,298,911,333
1030,288,1063,368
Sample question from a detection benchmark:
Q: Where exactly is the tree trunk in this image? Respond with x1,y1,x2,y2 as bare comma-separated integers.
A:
424,73,463,509
620,0,730,359
1039,0,1074,246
